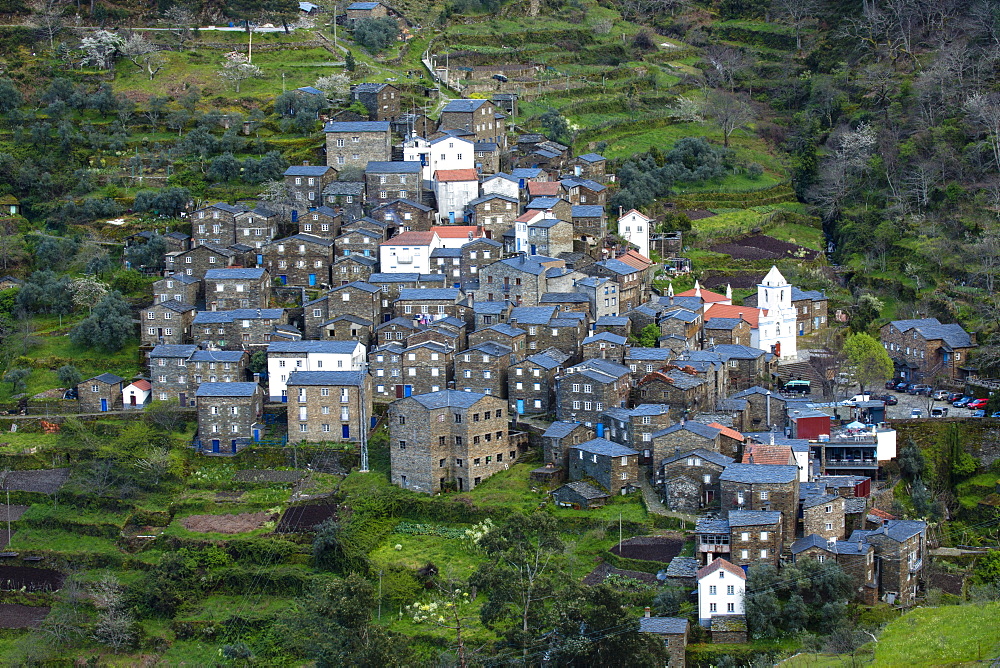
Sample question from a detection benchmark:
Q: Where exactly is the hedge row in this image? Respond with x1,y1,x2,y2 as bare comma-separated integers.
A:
19,515,123,540
601,550,673,574
710,24,797,51
207,565,311,595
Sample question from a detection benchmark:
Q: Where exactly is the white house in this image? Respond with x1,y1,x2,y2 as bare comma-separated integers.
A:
430,225,486,249
267,340,366,401
481,173,519,200
754,266,798,360
378,230,441,274
617,209,652,259
122,379,151,408
697,557,746,627
511,209,545,254
434,168,479,224
405,135,475,183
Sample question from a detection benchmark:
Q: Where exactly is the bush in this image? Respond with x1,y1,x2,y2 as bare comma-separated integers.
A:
353,17,399,53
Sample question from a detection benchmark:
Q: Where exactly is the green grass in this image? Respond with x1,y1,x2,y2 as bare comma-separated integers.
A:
7,527,122,555
0,432,61,454
20,504,130,529
872,603,1000,665
370,533,484,581
174,594,295,621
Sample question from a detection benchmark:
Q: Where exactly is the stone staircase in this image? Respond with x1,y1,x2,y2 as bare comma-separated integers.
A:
775,360,827,394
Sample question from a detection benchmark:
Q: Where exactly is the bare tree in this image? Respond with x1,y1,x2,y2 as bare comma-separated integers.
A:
160,6,198,43
218,52,262,93
965,92,1000,173
902,160,940,210
705,90,756,148
90,574,135,652
703,46,748,93
970,231,1000,295
119,33,158,69
771,0,819,51
30,0,67,51
139,52,167,80
314,73,351,103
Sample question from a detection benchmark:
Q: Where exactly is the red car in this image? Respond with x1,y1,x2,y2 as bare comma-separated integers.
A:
968,398,989,410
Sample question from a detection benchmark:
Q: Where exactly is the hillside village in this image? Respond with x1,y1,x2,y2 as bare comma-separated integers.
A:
0,0,999,663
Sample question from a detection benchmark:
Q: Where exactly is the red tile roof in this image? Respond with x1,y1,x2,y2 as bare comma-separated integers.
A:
868,507,895,520
381,230,437,246
697,557,746,581
704,303,761,329
128,379,151,391
707,422,744,442
741,443,793,466
677,287,729,303
619,250,653,270
431,225,482,239
434,168,478,182
527,181,562,196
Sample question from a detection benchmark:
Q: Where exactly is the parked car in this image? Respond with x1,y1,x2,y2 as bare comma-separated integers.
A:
947,392,964,402
972,409,986,418
909,384,933,396
885,379,902,390
990,411,1000,418
953,396,973,408
894,380,911,392
931,407,949,418
840,394,872,406
931,390,949,401
910,408,923,418
783,380,812,395
871,394,898,406
968,398,989,410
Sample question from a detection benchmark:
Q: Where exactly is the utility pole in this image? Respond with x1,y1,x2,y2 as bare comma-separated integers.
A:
333,5,337,46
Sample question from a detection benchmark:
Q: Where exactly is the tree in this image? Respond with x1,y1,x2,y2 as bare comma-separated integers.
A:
539,107,570,143
705,90,756,148
160,6,197,43
408,579,477,668
771,0,819,51
353,17,400,53
314,73,351,103
897,438,926,482
0,79,22,114
842,333,893,393
470,512,566,663
249,350,267,373
208,152,242,182
3,368,29,395
965,92,1000,173
634,323,660,348
90,574,135,652
143,399,188,432
70,291,134,352
120,33,157,70
313,518,348,571
851,293,884,333
345,50,356,72
57,364,81,388
218,52,262,93
79,30,124,70
124,234,167,271
70,277,108,313
30,0,67,51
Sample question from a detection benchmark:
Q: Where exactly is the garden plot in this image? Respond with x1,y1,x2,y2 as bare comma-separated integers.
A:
275,504,339,532
583,562,659,586
180,511,277,534
0,566,64,591
232,470,305,484
4,469,69,494
609,536,683,563
709,234,821,261
0,604,49,629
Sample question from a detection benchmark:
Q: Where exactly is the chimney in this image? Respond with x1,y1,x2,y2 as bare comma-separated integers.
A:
302,160,310,166
644,607,651,618
971,331,977,345
748,453,754,464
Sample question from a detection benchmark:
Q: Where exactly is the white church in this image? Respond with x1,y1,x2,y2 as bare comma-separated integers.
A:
702,265,799,360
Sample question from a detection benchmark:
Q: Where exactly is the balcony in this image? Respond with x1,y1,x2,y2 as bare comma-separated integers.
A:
909,558,923,574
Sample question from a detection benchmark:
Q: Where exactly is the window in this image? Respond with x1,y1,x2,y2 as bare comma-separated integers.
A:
398,440,406,450
760,531,769,540
817,554,826,563
825,522,833,531
741,550,749,559
759,491,769,501
726,585,734,595
740,532,749,541
760,549,768,559
709,603,717,613
703,474,711,484
727,603,735,612
709,585,717,595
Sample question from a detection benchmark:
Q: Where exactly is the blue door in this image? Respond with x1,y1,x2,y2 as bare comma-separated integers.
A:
291,210,298,222
404,385,412,397
211,439,220,453
253,428,260,442
342,424,350,439
449,211,455,224
256,254,263,265
530,244,537,255
309,274,316,286
517,399,524,415
231,439,238,454
100,398,108,412
279,275,287,285
596,423,605,437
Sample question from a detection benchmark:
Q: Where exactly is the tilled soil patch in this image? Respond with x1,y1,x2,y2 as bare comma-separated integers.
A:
929,571,964,596
0,566,64,591
180,511,276,534
583,562,659,586
5,470,69,494
609,536,683,563
276,504,339,532
0,604,49,628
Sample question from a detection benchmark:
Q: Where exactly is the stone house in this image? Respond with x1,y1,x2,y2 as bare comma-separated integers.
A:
434,168,480,224
455,341,515,397
195,382,264,454
569,153,607,180
372,199,435,232
144,287,196,339
637,369,711,420
526,218,574,257
568,438,639,495
469,322,526,353
366,161,423,205
388,390,513,493
539,292,591,317
369,273,446,321
285,370,371,444
639,612,688,668
169,244,239,281
438,99,507,146
285,164,337,210
802,493,846,540
322,181,366,218
262,234,336,288
190,203,247,247
461,238,504,290
704,318,752,348
481,172,520,200
525,196,572,223
345,0,388,21
555,358,632,426
78,373,124,412
708,345,768,391
153,275,200,305
376,316,422,346
322,314,374,345
600,403,671,457
304,281,381,339
370,341,454,401
719,463,800,540
510,306,587,353
332,254,378,285
188,349,249,386
661,448,734,512
851,519,927,605
471,300,511,330
191,308,287,349
508,350,564,415
479,255,566,306
697,558,746,627
204,268,270,311
581,332,627,363
267,340,366,401
879,318,976,382
574,276,619,319
394,288,467,323
571,205,607,246
474,141,500,174
335,227,383,260
429,247,463,284
552,481,609,509
790,535,877,604
466,194,520,240
298,205,341,239
595,315,631,338
728,386,788,431
351,82,400,121
541,420,595,468
651,421,727,465
583,259,645,312
325,120,392,170
727,510,783,568
559,176,607,205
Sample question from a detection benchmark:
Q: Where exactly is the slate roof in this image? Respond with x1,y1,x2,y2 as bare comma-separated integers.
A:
324,120,390,132
528,218,566,229
731,386,787,400
441,99,490,113
204,268,266,280
566,358,632,381
573,437,638,457
511,167,544,179
366,161,422,174
189,350,246,362
576,152,606,163
323,181,366,196
583,332,627,346
465,341,513,357
484,323,527,338
274,233,336,247
86,373,122,385
695,517,732,534
626,348,672,361
331,281,380,293
543,421,587,439
151,344,198,358
887,318,974,349
397,288,461,301
347,1,381,8
284,165,332,176
560,176,606,192
153,299,196,313
639,617,688,634
523,352,562,369
267,341,362,354
572,205,605,218
728,510,782,527
790,534,836,554
195,382,259,397
526,196,564,210
595,258,640,275
844,497,868,514
466,193,519,207
653,421,721,441
541,292,590,304
410,389,489,409
473,301,510,315
430,247,463,258
705,317,743,331
374,198,434,212
640,370,706,391
353,82,393,93
193,309,284,324
510,306,556,324
285,370,367,386
474,141,499,151
556,481,609,500
719,463,798,484
791,287,826,302
874,519,926,542
661,308,700,323
662,448,733,468
596,315,630,327
708,344,766,360
801,493,839,509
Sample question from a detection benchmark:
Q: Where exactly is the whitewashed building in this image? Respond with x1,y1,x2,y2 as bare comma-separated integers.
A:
754,266,799,360
434,168,479,224
617,209,652,259
378,230,442,274
481,173,520,200
404,135,475,183
266,340,366,401
697,557,746,627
